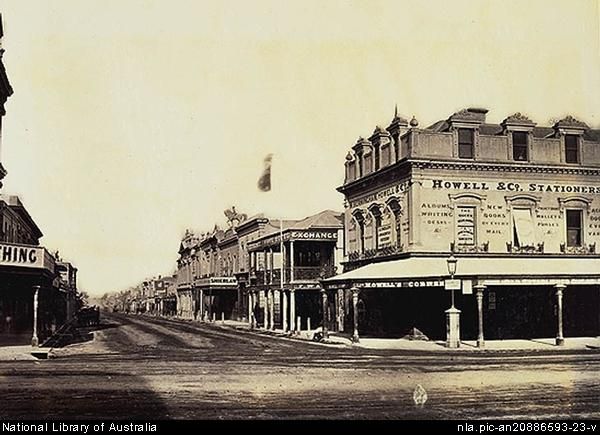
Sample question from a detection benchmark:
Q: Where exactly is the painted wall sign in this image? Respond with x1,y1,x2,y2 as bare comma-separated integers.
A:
431,179,600,194
348,181,410,208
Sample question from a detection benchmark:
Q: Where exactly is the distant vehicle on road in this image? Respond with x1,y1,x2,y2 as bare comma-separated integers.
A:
77,306,100,327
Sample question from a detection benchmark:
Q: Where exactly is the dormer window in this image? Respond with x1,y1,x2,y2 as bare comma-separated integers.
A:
458,129,474,159
565,134,579,164
512,131,528,161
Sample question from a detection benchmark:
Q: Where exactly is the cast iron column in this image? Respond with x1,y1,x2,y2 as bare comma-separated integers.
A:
282,289,288,332
289,288,296,332
555,284,566,346
321,288,329,339
269,289,275,330
474,284,486,348
351,287,360,343
31,285,40,347
262,289,268,328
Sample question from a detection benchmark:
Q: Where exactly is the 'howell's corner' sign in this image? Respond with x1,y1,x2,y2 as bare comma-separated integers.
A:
0,244,49,269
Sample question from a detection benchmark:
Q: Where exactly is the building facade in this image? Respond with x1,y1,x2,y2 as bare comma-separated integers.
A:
0,19,76,346
246,210,344,332
325,108,600,345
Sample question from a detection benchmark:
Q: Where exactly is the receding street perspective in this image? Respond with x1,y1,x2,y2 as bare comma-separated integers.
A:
0,0,599,423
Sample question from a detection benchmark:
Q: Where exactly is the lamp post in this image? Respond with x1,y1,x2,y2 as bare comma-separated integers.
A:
447,254,457,308
445,254,461,348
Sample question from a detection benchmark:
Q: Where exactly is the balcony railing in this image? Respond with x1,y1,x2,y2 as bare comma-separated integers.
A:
560,242,596,255
506,241,544,254
450,241,489,254
252,265,336,285
347,244,404,262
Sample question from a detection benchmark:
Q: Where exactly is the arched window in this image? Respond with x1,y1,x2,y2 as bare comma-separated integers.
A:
363,213,374,251
368,204,382,250
348,218,358,253
386,197,403,247
352,210,366,254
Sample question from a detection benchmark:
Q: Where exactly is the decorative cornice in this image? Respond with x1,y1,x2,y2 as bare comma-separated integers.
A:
352,136,372,151
554,115,589,130
449,109,483,123
410,159,600,176
389,114,408,126
502,113,535,126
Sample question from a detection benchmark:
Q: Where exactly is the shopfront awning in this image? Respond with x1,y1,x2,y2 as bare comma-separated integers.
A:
323,256,600,288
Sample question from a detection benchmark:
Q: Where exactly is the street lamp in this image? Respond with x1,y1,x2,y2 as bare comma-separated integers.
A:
445,254,461,348
447,254,458,308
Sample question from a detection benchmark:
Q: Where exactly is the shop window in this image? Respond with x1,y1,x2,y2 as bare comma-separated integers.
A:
458,129,474,159
455,206,477,246
565,135,579,164
512,208,535,247
566,209,583,247
512,131,528,161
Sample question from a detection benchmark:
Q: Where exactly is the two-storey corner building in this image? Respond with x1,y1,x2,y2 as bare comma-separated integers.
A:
324,108,600,345
0,20,69,346
0,195,57,345
247,210,344,332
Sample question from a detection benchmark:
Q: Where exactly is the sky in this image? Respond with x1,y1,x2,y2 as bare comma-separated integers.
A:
1,0,599,296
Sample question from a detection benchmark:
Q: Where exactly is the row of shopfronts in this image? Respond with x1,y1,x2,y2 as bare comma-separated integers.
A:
116,107,600,347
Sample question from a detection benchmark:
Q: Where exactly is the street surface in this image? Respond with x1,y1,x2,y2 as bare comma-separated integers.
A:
0,312,599,420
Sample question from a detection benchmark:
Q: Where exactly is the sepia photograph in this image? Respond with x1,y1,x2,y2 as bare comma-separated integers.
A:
0,0,599,427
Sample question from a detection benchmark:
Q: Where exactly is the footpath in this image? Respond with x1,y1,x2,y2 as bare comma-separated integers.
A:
214,318,600,356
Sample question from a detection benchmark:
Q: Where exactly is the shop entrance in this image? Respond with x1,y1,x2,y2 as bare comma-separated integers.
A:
345,287,479,341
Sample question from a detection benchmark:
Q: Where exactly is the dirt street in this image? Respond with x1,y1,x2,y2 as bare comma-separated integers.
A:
0,312,599,420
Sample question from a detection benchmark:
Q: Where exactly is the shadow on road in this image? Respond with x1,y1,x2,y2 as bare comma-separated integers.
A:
0,371,171,419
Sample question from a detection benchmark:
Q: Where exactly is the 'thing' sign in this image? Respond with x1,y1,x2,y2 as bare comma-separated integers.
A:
0,244,45,269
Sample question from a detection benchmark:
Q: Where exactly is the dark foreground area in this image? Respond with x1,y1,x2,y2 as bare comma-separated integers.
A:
0,311,599,419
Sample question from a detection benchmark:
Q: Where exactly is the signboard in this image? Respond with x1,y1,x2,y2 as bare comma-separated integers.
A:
462,280,473,295
456,206,476,245
329,280,444,289
378,211,392,247
444,279,461,291
0,244,54,272
290,230,338,240
195,276,238,287
249,229,338,250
